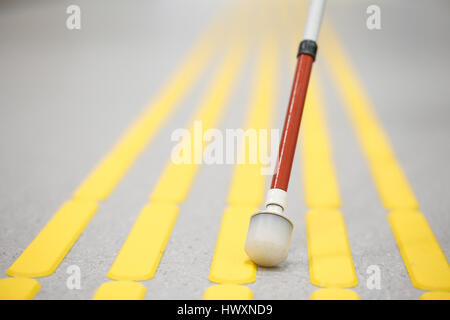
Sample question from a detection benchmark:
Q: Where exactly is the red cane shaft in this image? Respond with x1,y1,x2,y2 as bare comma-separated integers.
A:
271,53,314,191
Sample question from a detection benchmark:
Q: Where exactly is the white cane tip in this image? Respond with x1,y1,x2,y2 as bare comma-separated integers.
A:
245,212,294,267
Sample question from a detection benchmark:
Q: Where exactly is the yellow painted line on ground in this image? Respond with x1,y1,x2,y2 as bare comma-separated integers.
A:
203,284,253,300
0,278,41,300
322,26,450,291
301,78,341,208
300,79,357,288
92,281,146,300
209,42,278,285
7,200,98,277
306,209,358,288
388,211,450,290
419,291,450,300
310,288,360,300
103,44,248,282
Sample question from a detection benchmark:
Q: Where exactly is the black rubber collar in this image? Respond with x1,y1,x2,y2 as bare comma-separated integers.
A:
297,40,318,60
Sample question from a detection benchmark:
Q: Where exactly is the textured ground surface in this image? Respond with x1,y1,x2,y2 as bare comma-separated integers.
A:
0,0,449,299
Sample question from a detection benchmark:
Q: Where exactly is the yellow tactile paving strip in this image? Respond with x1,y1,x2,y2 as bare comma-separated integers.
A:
7,200,98,278
306,209,358,288
310,288,360,300
208,206,259,285
322,26,450,295
226,46,275,207
150,46,246,204
301,78,359,298
204,40,278,298
388,211,450,290
93,281,147,300
419,291,450,300
107,203,180,281
322,31,418,211
301,81,341,209
0,278,41,300
203,284,253,300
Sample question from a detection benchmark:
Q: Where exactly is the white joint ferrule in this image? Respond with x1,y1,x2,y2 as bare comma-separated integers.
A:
265,188,288,215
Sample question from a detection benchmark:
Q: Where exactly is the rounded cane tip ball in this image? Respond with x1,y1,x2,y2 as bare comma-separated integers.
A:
245,212,293,267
